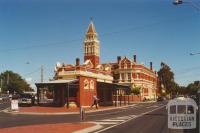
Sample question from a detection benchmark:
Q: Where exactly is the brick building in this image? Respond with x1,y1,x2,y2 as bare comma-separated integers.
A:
35,20,158,107
111,56,158,101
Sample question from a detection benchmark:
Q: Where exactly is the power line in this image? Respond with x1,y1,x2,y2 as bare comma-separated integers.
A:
0,38,82,53
23,67,41,77
0,15,196,53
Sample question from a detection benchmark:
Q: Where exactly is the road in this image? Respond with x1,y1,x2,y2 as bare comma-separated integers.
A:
0,101,10,111
0,102,165,128
0,101,197,133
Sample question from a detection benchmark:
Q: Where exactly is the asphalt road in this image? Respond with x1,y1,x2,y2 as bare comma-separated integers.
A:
0,101,197,133
0,101,10,111
0,102,165,128
100,106,197,133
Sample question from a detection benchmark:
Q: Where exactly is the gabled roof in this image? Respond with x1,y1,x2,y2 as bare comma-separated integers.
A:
121,56,131,64
83,59,94,68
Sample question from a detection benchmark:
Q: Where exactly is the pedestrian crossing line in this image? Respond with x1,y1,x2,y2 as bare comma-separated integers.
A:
94,122,119,125
95,105,166,133
115,116,131,119
129,115,137,118
146,105,159,108
99,119,125,122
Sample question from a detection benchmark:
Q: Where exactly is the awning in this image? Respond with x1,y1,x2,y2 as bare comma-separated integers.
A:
35,79,79,87
97,81,131,91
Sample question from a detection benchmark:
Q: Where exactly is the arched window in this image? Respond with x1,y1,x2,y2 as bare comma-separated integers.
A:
84,79,89,89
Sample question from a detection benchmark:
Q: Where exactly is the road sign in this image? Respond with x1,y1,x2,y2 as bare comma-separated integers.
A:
11,100,19,111
166,97,198,129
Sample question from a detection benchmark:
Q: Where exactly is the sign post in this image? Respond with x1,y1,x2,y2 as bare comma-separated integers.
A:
11,99,19,111
80,106,85,121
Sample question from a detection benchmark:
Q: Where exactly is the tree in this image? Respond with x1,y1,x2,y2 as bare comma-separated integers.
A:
186,81,200,95
157,62,177,96
131,86,141,96
0,70,33,94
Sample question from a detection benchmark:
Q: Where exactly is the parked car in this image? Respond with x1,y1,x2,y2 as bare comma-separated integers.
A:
157,96,164,102
18,94,33,106
2,94,10,102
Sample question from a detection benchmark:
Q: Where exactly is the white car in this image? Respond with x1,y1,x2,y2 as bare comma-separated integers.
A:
18,94,33,106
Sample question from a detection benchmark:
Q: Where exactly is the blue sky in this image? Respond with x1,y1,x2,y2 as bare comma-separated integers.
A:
0,0,200,88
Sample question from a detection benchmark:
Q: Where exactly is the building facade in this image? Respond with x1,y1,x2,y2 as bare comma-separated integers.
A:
36,20,158,107
111,56,158,100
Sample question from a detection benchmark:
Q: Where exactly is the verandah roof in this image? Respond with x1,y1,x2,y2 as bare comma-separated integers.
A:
97,81,131,92
35,79,79,87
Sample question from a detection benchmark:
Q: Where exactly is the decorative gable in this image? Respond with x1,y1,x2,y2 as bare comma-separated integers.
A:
120,57,132,69
84,59,94,68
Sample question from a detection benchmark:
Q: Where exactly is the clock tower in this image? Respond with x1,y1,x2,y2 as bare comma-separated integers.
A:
84,20,100,68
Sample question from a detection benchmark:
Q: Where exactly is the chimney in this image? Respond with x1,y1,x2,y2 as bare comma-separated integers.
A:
117,56,121,64
150,62,153,70
133,55,137,62
76,58,80,66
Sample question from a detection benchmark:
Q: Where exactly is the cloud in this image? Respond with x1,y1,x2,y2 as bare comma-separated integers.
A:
25,77,32,82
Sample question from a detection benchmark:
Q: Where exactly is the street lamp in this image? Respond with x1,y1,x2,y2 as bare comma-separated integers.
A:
190,52,200,56
173,0,200,11
173,0,183,5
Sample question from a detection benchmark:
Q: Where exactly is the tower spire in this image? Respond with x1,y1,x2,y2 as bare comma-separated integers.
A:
84,19,100,68
87,18,97,35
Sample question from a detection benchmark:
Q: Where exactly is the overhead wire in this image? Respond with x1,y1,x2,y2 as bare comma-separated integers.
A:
0,15,196,53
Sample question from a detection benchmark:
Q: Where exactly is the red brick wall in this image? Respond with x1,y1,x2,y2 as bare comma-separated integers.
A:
84,55,99,67
79,76,97,107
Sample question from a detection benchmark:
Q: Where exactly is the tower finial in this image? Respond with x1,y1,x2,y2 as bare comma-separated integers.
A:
90,17,93,21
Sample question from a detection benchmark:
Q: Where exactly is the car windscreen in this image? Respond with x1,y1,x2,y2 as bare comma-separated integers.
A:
20,94,32,98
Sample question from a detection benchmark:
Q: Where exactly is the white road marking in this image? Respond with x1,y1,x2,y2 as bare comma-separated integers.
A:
94,122,119,125
115,116,131,119
146,105,159,108
95,105,166,133
99,119,125,122
73,124,103,133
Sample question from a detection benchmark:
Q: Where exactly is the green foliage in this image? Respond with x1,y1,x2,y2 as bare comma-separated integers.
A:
158,62,178,95
0,70,33,94
185,81,200,95
131,86,141,96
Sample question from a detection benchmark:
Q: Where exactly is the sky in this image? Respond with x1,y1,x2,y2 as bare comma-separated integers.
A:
0,0,200,89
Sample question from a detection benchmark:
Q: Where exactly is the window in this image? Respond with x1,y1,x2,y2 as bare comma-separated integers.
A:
90,80,94,90
121,73,125,82
170,105,176,114
187,105,194,114
178,105,186,114
136,73,140,79
128,73,131,82
84,79,89,89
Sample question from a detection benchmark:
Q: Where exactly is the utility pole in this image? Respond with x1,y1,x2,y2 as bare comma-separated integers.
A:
6,73,9,85
41,65,44,83
0,78,2,88
0,78,2,93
